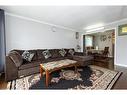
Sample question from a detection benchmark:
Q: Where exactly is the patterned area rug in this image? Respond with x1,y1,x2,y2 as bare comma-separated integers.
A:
7,65,122,90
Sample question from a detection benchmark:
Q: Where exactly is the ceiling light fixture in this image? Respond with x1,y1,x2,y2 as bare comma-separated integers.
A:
84,23,104,30
86,27,104,33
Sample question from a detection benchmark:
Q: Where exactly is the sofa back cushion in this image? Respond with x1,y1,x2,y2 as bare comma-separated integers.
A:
64,48,75,56
49,49,62,58
59,49,67,57
68,49,75,56
36,49,46,60
42,49,52,59
22,50,35,62
8,51,23,67
10,48,75,63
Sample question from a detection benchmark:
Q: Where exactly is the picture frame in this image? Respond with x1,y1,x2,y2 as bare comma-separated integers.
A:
118,24,127,36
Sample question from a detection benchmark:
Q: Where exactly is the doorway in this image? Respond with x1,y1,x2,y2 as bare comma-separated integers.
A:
83,29,115,68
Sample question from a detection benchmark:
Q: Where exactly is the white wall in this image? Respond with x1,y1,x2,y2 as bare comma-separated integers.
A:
5,15,78,54
115,24,127,67
79,19,127,67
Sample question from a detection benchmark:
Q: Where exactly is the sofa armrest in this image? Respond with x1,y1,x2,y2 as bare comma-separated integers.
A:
5,56,18,81
74,52,85,56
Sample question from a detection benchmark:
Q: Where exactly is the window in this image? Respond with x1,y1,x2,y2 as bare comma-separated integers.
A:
85,36,93,47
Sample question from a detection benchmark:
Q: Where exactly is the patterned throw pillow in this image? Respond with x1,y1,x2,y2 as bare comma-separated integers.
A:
22,51,35,62
59,49,66,57
69,49,75,56
42,50,51,59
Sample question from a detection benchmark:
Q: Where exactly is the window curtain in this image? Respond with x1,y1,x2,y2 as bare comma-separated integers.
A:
0,9,6,73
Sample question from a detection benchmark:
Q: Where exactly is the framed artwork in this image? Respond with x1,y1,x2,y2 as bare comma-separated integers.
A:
118,24,127,36
100,35,107,41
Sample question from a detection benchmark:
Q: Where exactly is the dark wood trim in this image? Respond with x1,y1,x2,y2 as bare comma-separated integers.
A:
83,35,85,53
0,9,6,73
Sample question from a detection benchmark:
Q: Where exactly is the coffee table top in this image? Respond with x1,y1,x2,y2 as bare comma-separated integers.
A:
40,59,77,70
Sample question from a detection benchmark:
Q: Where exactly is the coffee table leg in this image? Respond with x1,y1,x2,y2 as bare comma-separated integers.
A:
46,70,49,87
74,65,78,73
40,66,43,77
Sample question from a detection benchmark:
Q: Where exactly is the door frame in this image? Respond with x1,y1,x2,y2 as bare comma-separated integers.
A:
82,29,116,65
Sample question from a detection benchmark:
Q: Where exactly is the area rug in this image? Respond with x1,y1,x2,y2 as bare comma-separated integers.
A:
7,65,122,90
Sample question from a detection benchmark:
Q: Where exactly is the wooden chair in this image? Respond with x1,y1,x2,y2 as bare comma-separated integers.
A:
94,47,109,63
85,46,94,55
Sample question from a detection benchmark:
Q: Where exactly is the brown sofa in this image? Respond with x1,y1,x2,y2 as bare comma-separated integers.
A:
5,48,84,81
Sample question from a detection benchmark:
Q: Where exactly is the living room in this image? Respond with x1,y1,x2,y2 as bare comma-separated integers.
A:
0,1,127,95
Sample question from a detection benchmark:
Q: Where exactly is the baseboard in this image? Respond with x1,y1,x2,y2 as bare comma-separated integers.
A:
115,63,127,67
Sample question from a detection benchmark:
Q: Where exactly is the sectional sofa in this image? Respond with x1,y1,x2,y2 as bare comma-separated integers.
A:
5,49,85,81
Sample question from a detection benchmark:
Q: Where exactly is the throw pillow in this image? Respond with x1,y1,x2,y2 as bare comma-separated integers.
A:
9,51,23,67
22,50,34,62
69,49,75,56
59,49,66,57
42,49,51,59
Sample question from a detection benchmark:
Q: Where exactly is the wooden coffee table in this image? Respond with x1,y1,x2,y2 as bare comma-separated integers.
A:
40,59,78,87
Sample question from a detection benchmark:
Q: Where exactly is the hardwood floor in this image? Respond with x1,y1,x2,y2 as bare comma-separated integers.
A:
0,60,127,89
0,74,7,89
93,60,127,89
112,65,127,89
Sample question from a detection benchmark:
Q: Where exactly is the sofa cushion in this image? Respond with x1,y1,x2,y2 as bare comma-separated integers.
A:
73,55,94,62
59,49,66,57
64,56,73,60
19,60,43,70
18,66,39,78
9,51,23,67
36,49,46,60
42,49,51,59
68,49,75,56
12,50,38,61
45,57,65,63
49,49,62,58
62,49,68,57
22,50,35,62
64,49,72,56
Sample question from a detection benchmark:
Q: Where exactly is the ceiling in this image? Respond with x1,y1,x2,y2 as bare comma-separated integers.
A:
1,6,127,31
